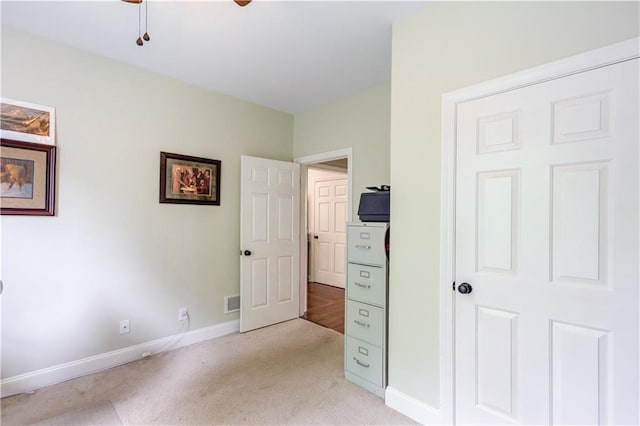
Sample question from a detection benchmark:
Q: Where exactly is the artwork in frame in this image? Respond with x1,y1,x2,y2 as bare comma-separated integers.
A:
0,98,56,145
0,139,56,216
159,151,221,205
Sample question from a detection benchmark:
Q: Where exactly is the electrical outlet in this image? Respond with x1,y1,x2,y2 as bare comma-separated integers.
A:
178,307,189,321
120,319,130,334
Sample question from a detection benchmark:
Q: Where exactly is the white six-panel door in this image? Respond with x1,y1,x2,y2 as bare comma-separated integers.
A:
240,156,300,332
313,177,347,287
455,58,639,424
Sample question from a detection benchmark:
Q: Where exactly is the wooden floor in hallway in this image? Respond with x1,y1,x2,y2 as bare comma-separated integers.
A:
302,282,345,334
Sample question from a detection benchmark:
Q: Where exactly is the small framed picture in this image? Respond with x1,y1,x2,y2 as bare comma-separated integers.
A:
159,151,221,205
0,98,56,145
1,139,57,216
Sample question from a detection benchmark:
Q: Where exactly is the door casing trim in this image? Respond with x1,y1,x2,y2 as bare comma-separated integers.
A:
440,37,639,425
295,148,353,315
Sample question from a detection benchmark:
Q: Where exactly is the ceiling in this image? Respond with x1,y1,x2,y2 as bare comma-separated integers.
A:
1,1,428,114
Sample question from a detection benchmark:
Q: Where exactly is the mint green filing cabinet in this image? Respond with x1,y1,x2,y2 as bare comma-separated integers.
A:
344,222,389,398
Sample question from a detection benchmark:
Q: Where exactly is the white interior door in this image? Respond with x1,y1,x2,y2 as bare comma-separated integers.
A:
455,58,639,424
240,155,300,332
313,176,347,287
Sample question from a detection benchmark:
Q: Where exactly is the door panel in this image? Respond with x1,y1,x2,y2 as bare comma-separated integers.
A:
277,256,293,302
552,163,608,285
552,92,610,144
455,59,638,424
240,156,300,332
477,170,519,273
551,321,609,425
476,306,519,419
251,259,268,308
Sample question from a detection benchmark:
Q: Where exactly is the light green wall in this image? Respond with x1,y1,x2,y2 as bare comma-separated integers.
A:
1,28,293,378
388,1,639,407
294,83,391,218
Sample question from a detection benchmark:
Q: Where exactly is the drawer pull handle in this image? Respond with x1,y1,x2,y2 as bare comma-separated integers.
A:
354,320,370,328
355,244,371,249
354,282,371,289
354,358,370,368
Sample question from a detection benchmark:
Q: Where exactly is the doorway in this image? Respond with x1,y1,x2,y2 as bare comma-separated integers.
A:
295,149,353,333
307,165,347,288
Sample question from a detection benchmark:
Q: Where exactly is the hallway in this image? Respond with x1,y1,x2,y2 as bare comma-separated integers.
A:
302,282,345,334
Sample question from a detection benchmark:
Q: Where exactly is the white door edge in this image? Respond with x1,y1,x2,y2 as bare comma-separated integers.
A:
295,147,353,316
439,37,640,425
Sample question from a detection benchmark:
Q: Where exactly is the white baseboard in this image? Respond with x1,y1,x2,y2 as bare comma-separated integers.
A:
385,386,443,425
1,319,240,398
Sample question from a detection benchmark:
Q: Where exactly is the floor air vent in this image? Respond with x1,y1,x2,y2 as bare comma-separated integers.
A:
224,295,240,313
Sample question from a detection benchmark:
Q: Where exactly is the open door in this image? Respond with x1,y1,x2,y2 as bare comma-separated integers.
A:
240,155,300,332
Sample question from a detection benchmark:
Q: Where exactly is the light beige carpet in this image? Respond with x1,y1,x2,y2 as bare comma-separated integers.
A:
32,401,123,425
1,319,416,425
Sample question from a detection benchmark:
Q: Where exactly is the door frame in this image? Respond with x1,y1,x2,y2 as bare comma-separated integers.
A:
295,148,353,315
439,38,639,424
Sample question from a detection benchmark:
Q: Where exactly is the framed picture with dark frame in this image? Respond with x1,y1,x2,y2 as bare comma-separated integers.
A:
1,139,56,216
159,151,221,205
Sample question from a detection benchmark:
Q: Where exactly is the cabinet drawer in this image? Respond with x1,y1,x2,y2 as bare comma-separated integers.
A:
345,336,383,387
347,263,385,307
347,225,386,266
346,300,384,346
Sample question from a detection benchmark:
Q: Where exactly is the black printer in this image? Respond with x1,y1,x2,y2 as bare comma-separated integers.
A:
357,185,390,222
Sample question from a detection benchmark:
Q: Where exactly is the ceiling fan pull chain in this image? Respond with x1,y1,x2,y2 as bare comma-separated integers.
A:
123,0,245,47
143,0,150,42
136,0,143,46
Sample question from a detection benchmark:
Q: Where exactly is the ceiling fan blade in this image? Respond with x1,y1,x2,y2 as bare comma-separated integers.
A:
234,0,252,6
